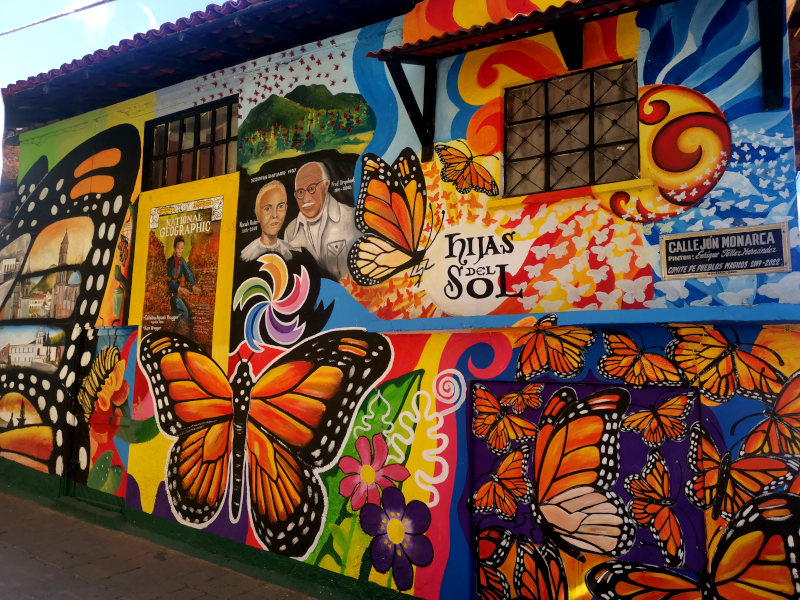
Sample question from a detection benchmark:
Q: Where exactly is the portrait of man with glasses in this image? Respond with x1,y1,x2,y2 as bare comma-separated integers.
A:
283,160,358,279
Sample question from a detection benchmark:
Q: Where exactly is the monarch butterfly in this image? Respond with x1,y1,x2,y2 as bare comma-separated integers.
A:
434,142,499,196
472,446,532,520
621,392,695,447
347,148,439,286
514,537,567,600
476,527,514,600
529,386,635,560
586,492,800,600
0,125,140,483
473,383,538,455
515,314,597,381
475,527,566,600
686,423,799,521
624,450,684,566
666,325,786,403
138,328,391,557
739,370,800,456
499,382,544,414
599,330,683,388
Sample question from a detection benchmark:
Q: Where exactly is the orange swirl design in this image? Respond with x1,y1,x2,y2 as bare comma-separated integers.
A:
608,84,731,222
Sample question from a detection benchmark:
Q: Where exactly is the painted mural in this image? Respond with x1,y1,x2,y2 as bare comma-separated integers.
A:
3,0,800,599
0,122,143,491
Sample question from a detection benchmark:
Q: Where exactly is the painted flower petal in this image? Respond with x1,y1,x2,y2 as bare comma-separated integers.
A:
360,502,387,536
404,499,431,534
350,482,369,510
374,476,396,491
370,536,395,573
365,483,381,506
405,532,434,567
338,474,360,498
380,463,410,483
355,435,373,465
392,547,415,591
370,433,388,469
272,268,310,313
381,486,406,517
338,455,362,475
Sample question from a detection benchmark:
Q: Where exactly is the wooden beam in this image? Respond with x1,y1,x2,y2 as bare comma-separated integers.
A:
759,0,785,110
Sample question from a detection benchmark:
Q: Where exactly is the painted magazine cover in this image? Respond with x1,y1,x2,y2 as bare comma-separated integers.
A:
141,197,223,353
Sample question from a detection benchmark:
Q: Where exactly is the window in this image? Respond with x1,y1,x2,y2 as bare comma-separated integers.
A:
143,96,238,191
504,61,639,197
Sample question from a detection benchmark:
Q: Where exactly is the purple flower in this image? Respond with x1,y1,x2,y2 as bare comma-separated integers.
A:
359,486,434,591
338,434,410,510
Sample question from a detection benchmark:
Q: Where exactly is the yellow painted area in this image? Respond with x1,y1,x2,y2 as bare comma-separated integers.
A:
130,173,240,367
458,35,565,106
126,431,173,513
400,334,450,505
452,0,491,29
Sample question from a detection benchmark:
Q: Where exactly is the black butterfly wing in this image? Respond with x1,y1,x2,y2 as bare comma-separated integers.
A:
0,124,140,326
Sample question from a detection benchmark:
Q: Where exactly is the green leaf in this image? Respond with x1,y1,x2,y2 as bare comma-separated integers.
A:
100,465,123,494
87,451,113,489
116,416,159,443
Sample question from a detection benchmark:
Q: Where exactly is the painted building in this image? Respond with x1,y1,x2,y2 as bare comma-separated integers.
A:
1,0,800,598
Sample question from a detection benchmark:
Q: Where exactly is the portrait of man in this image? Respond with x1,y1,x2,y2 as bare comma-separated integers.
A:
167,236,196,334
240,180,293,261
283,160,358,279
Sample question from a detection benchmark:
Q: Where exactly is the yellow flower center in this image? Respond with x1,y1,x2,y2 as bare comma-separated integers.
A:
387,518,406,545
360,464,376,485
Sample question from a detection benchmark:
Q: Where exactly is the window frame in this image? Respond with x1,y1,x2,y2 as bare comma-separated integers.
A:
503,60,639,198
143,95,239,191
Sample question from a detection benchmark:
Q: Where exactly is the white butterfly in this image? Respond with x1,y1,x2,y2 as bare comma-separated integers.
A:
618,275,652,304
530,245,550,260
607,251,633,272
587,265,609,282
595,289,623,309
654,279,690,302
551,263,574,281
549,240,570,259
524,263,544,279
564,282,590,303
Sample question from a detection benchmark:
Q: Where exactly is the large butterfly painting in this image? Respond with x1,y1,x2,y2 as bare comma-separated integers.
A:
586,492,800,600
138,328,392,557
0,125,140,484
348,148,439,286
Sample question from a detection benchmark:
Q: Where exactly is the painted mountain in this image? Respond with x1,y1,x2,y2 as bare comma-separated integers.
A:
238,85,376,172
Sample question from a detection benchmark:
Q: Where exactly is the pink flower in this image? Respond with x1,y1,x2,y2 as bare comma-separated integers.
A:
338,434,410,511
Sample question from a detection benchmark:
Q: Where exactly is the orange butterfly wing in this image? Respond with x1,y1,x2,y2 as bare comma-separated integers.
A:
516,314,596,380
587,493,800,600
667,325,785,403
349,149,430,285
600,330,683,388
621,393,694,447
141,330,392,558
139,334,235,525
473,383,537,454
531,386,635,559
500,383,544,414
473,447,532,520
624,450,684,566
513,539,567,600
245,331,391,555
742,371,800,456
435,144,499,196
686,423,799,520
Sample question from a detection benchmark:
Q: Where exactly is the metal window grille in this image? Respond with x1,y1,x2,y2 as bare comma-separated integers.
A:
504,61,639,197
143,95,239,191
